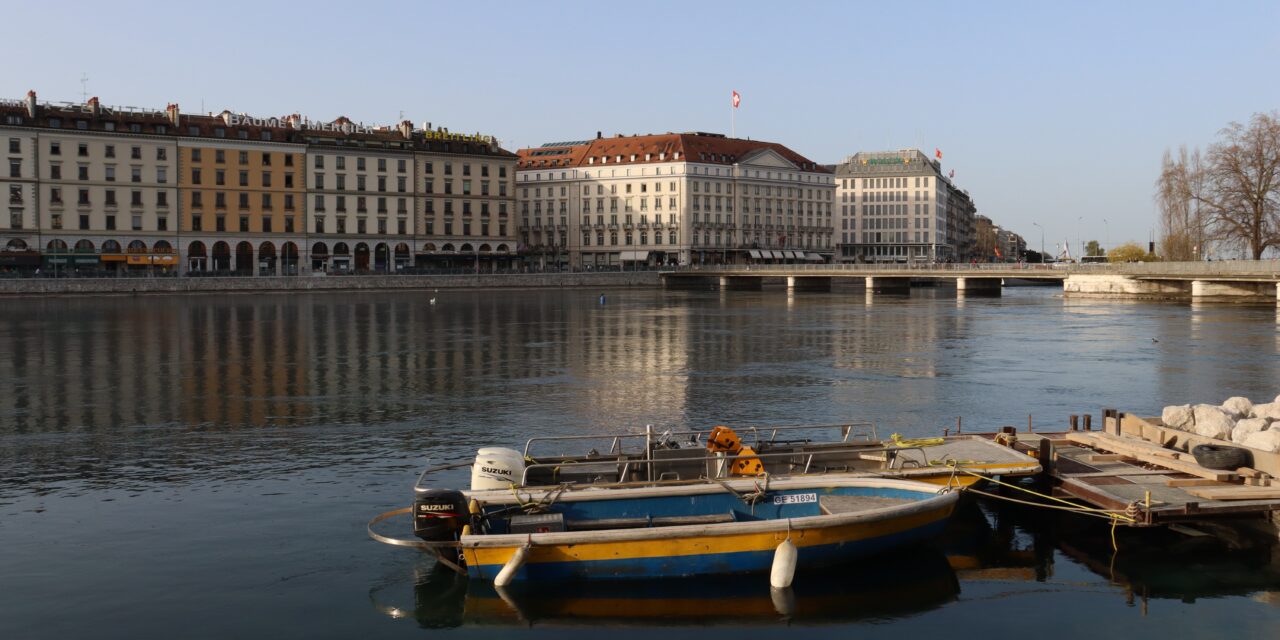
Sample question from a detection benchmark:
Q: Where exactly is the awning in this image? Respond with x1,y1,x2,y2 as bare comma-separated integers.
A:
805,252,824,262
101,254,127,262
73,256,100,265
764,250,778,259
620,250,651,262
748,249,762,259
781,251,795,259
0,253,41,266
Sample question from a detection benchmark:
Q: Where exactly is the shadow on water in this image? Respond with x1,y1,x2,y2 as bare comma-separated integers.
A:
371,497,1280,629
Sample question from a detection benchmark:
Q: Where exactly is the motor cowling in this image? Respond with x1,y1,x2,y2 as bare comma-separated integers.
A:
412,489,468,542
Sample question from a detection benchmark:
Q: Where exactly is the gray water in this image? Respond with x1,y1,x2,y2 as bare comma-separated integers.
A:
1,286,1279,638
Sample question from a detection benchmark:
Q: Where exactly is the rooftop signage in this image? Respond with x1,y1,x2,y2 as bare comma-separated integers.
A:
225,113,374,135
422,130,496,145
45,101,165,118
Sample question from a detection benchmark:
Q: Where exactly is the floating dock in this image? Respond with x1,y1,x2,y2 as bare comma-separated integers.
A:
974,411,1280,530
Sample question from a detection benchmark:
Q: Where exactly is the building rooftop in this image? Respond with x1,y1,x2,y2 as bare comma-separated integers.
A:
516,132,827,172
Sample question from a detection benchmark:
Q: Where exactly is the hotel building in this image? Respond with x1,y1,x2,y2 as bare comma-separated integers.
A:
832,150,976,263
416,130,519,271
516,132,835,268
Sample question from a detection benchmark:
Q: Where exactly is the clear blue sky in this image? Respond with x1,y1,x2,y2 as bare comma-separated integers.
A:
5,0,1277,252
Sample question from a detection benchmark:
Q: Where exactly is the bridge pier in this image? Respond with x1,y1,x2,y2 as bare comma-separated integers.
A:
956,277,1002,297
865,276,911,295
787,276,831,292
1063,275,1191,300
719,275,763,291
1191,279,1275,302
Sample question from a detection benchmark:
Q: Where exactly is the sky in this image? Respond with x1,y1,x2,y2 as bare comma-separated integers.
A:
4,0,1278,254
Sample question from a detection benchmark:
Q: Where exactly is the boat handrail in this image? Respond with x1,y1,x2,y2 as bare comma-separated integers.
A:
522,421,878,457
517,442,930,487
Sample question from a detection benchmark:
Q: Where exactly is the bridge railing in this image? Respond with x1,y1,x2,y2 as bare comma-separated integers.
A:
661,260,1280,277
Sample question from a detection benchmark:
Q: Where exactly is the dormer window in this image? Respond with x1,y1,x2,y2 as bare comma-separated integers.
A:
630,154,636,161
588,157,594,164
615,155,621,163
644,154,651,161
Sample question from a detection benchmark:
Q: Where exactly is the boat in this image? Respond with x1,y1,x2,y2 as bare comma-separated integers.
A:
368,423,987,585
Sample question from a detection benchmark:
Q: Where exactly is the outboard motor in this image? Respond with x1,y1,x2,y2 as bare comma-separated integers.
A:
412,489,469,542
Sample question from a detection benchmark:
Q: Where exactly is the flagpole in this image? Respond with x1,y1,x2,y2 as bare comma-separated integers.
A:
731,96,735,138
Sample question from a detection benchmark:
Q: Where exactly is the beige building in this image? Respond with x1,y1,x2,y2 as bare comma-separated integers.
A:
415,131,518,271
2,97,40,266
517,132,834,268
17,95,180,273
833,150,976,263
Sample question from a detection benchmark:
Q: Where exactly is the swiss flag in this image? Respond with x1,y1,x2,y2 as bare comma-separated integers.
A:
935,148,943,160
732,91,741,109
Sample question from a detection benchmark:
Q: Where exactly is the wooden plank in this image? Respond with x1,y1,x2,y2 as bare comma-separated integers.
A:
1064,469,1174,479
1082,454,1129,463
1119,415,1280,477
1185,486,1280,501
1065,433,1236,482
1166,478,1225,488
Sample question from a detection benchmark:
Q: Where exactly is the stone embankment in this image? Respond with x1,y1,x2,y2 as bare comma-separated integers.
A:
0,271,661,296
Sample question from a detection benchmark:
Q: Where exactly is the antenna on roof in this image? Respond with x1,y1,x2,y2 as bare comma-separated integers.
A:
79,73,89,102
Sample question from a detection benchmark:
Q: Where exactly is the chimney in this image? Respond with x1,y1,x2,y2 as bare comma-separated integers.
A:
399,120,412,139
596,131,602,139
25,90,36,118
166,103,180,127
420,121,431,132
88,96,100,117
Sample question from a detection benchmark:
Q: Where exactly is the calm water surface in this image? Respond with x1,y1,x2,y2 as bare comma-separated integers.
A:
1,286,1279,638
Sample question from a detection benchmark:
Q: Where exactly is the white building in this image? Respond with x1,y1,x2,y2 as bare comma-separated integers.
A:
517,132,835,268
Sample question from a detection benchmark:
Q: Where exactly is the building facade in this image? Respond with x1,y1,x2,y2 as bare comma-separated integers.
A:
517,132,834,268
179,110,306,275
416,131,518,271
832,150,976,263
1,91,517,275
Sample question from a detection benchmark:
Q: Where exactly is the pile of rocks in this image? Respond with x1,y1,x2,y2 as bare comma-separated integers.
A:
1162,395,1280,452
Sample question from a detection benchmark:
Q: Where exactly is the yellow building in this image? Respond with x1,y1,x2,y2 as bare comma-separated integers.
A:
177,110,305,274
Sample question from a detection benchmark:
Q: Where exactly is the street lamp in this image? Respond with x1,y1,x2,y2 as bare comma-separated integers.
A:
1032,222,1044,261
1076,216,1083,260
1102,218,1109,254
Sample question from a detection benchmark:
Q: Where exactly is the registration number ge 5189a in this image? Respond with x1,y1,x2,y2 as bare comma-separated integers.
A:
772,493,817,505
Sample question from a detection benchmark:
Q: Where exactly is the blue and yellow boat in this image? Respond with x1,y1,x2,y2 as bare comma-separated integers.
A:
456,476,957,583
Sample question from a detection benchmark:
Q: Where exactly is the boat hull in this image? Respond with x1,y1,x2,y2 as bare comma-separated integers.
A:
461,483,956,581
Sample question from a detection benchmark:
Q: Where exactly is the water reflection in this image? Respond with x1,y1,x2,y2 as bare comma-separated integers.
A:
374,548,960,628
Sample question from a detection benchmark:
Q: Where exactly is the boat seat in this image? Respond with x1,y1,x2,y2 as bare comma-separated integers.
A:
820,494,911,514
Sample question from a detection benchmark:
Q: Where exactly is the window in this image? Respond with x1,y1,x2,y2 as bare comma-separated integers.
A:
192,168,202,184
105,145,115,158
239,170,248,187
105,215,116,230
8,160,18,178
192,214,203,230
284,194,294,210
239,151,248,164
192,148,202,162
157,192,168,207
50,141,60,155
131,146,142,160
131,191,142,206
214,128,225,138
105,166,116,182
396,219,406,235
336,156,346,170
284,154,293,167
51,213,62,229
424,161,433,174
157,147,167,161
284,173,293,188
157,167,167,184
50,187,62,204
397,159,406,172
377,158,386,172
158,216,167,231
216,170,225,186
357,157,366,171
261,152,271,166
105,190,117,206
131,167,141,183
378,219,387,234
314,155,324,169
262,193,272,210
239,216,249,232
215,150,225,163
263,217,272,233
78,143,88,157
215,192,226,208
78,189,89,205
262,172,271,188
285,217,294,233
315,217,324,233
7,138,18,153
132,215,142,230
357,219,366,234
216,216,226,232
79,214,89,229
238,193,249,209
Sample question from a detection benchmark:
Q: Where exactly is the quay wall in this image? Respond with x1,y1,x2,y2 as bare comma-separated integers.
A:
0,272,661,297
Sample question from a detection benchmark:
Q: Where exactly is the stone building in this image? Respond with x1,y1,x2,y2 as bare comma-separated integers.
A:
415,130,518,271
832,149,976,263
516,132,834,268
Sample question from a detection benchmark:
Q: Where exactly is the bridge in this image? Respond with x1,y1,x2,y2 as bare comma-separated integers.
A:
659,261,1280,302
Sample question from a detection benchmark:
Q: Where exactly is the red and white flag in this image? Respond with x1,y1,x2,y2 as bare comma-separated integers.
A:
935,148,943,160
949,169,955,178
732,91,741,108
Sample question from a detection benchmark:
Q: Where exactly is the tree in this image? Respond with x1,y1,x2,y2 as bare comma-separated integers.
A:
1108,242,1156,262
1084,240,1103,257
1157,111,1280,259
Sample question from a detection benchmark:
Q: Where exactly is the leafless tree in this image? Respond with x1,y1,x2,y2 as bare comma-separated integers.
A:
1156,111,1280,259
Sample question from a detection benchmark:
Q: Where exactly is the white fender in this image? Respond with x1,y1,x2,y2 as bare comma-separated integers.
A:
769,538,798,589
494,544,530,587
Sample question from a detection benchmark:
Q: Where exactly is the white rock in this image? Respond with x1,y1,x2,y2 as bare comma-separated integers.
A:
1241,429,1280,453
1231,418,1271,444
1251,402,1280,421
1161,404,1195,430
1191,404,1234,440
1220,396,1253,419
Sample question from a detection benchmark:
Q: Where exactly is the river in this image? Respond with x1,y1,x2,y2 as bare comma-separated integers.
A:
1,286,1278,638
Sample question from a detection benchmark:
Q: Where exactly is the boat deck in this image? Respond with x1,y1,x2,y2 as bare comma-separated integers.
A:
821,494,911,514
